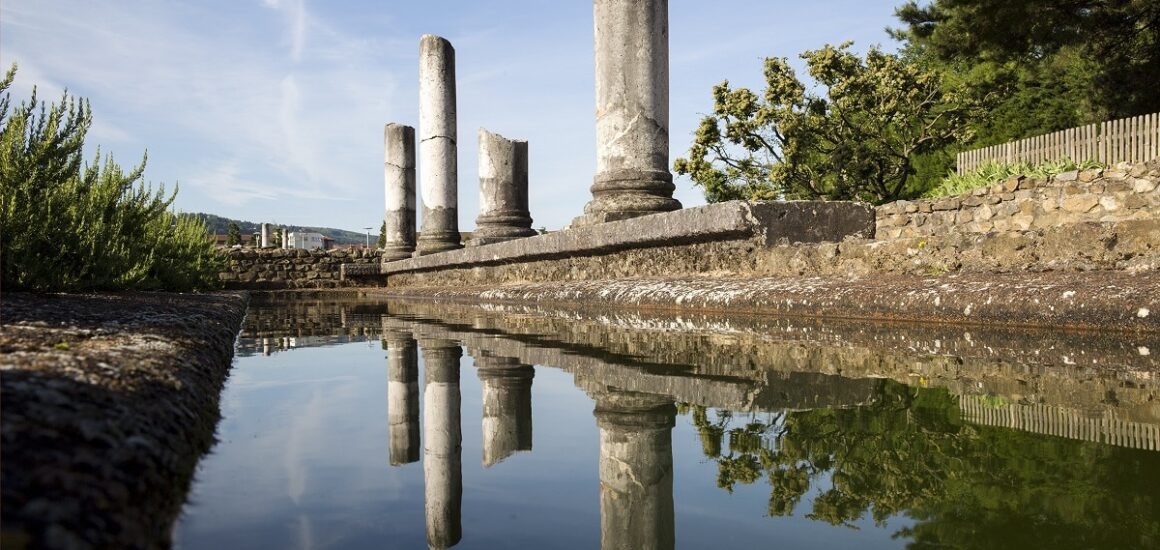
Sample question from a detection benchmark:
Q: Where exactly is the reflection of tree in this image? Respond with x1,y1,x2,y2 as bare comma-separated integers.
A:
683,380,1160,549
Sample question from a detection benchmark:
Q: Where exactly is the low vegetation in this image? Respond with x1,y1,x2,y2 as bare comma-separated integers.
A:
923,158,1105,199
0,66,220,292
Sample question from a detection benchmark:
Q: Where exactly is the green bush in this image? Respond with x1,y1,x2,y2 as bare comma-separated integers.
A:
924,157,1105,199
0,65,221,292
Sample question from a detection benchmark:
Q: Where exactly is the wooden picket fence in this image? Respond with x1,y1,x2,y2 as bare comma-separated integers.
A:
956,112,1160,175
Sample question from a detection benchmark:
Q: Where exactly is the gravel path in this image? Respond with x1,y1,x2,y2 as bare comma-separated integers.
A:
1,291,247,549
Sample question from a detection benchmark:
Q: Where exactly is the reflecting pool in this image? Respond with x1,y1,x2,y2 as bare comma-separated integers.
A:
175,294,1160,549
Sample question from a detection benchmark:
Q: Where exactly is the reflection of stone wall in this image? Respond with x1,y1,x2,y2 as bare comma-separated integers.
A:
875,163,1160,239
219,248,383,290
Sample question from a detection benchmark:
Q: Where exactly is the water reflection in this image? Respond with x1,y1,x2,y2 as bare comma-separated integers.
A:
179,294,1160,549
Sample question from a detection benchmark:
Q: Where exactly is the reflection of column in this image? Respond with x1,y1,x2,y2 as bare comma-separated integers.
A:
422,339,462,549
472,350,534,467
594,390,675,550
387,331,420,465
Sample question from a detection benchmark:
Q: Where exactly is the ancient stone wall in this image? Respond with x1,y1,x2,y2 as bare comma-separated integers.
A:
219,248,382,290
875,161,1160,239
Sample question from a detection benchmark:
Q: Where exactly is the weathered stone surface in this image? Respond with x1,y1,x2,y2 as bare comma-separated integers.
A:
220,248,383,290
0,292,248,548
384,123,417,261
471,128,537,246
384,200,874,279
420,339,463,549
418,35,463,255
576,0,681,226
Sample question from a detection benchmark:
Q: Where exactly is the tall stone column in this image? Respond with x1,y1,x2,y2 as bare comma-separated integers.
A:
417,35,463,255
260,223,270,248
386,330,420,466
383,123,417,261
421,339,462,549
472,350,534,466
470,129,537,246
576,0,681,226
282,226,289,250
594,390,675,550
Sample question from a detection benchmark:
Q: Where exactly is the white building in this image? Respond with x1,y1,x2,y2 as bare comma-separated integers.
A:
287,232,325,250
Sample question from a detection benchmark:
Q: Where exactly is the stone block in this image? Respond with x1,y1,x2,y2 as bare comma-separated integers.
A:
1017,178,1039,190
918,202,933,213
1010,214,1034,231
1133,178,1158,193
962,196,984,207
956,210,974,224
1062,194,1099,213
1041,198,1059,211
1054,170,1079,182
1078,169,1100,182
932,198,960,211
975,204,994,221
1003,176,1023,192
1099,196,1122,212
999,193,1016,201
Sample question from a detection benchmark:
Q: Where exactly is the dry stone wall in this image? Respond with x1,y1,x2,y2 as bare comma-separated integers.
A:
876,160,1160,239
219,248,382,290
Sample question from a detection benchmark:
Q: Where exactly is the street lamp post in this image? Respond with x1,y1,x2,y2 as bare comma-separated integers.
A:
364,227,373,250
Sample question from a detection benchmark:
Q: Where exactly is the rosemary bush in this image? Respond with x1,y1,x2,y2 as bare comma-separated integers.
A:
0,66,220,291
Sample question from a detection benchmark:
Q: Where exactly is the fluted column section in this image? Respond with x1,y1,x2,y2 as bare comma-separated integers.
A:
576,0,680,226
472,350,534,466
594,390,675,550
386,330,420,465
417,35,463,255
421,339,462,549
383,123,417,261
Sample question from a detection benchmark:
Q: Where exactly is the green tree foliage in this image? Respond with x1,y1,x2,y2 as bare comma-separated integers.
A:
685,380,1160,549
674,43,977,204
0,66,221,291
377,220,386,249
226,222,241,246
892,0,1160,141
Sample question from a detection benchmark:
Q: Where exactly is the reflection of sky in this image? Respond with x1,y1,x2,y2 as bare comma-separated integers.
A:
175,338,909,549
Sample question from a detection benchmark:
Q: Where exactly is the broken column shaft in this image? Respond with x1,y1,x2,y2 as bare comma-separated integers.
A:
383,123,417,261
577,0,681,226
417,35,463,255
471,129,537,246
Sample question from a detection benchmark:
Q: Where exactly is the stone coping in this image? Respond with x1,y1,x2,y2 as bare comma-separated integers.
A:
367,200,874,277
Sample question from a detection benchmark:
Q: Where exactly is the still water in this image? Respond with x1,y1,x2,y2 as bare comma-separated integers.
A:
175,295,1160,549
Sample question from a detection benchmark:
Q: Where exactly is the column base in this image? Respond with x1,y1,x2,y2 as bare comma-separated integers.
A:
416,233,463,256
381,245,416,262
469,212,538,247
573,168,681,227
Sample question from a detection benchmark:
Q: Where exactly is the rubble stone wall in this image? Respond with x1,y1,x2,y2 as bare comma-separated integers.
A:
875,162,1160,239
219,248,382,290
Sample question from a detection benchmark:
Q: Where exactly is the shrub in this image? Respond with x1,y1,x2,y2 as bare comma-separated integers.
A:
0,65,221,291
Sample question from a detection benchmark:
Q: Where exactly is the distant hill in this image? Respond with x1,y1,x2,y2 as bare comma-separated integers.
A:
185,213,368,245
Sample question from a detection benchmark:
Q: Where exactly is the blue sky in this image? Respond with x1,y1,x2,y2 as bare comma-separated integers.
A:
1,1,903,233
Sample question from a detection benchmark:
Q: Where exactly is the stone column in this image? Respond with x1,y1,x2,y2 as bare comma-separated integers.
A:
383,123,417,261
387,330,420,466
470,129,537,246
260,223,270,248
417,35,463,255
594,390,675,550
421,339,462,549
472,350,534,466
576,0,681,226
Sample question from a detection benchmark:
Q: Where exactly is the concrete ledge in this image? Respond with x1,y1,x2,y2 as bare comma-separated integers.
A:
371,200,873,277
